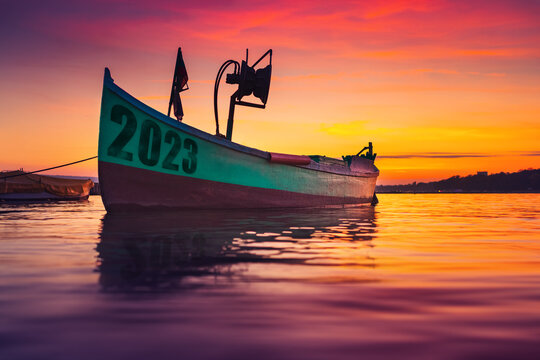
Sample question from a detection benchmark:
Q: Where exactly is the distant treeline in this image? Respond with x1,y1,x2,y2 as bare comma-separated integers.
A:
377,169,540,193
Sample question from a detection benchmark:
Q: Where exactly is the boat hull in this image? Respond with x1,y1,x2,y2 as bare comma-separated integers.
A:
99,161,375,211
98,69,378,211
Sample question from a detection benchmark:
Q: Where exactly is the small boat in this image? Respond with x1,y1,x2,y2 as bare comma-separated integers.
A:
0,171,94,201
98,48,378,211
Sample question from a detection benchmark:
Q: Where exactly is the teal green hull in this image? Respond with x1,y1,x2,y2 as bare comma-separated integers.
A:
98,70,378,210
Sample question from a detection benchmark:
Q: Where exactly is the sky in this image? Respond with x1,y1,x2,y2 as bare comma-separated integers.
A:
0,0,539,184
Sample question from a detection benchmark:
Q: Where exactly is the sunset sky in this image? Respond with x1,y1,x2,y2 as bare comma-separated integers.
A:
1,0,539,184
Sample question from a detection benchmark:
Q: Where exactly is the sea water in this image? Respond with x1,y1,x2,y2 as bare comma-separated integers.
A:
0,194,539,359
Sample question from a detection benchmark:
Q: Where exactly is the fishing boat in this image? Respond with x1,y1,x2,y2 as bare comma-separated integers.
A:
0,171,93,201
98,48,378,211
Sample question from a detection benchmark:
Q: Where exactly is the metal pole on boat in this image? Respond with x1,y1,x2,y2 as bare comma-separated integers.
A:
226,91,238,140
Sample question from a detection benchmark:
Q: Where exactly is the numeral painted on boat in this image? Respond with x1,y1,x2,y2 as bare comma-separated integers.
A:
108,105,136,161
138,119,161,166
162,131,182,171
107,104,197,174
182,138,197,174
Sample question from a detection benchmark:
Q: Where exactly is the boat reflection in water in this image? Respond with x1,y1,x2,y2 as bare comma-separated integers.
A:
97,206,377,292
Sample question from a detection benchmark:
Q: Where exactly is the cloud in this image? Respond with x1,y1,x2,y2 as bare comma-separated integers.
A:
522,151,540,157
379,152,540,159
399,69,507,77
379,153,492,159
3,0,539,61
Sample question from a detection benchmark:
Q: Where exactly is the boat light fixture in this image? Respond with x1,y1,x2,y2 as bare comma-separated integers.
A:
214,49,273,140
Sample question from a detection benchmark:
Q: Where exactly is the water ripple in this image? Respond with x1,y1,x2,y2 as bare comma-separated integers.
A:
0,194,539,360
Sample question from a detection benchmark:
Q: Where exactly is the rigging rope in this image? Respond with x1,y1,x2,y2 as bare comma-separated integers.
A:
0,156,98,180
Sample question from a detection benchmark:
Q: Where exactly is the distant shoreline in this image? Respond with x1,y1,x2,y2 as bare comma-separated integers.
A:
377,169,539,194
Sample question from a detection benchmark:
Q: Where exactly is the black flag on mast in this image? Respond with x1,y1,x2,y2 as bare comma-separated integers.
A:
168,47,189,121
